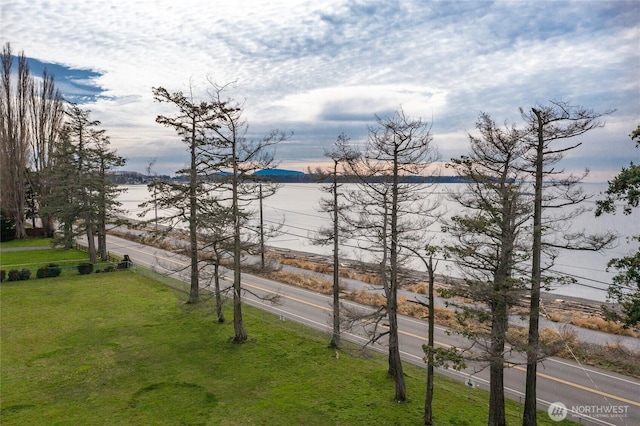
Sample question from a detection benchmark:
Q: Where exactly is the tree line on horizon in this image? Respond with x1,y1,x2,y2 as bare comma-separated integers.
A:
2,41,639,426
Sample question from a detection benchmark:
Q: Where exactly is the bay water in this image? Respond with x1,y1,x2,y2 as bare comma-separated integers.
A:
117,182,638,302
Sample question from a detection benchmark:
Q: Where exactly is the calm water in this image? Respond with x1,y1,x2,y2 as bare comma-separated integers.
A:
118,183,639,302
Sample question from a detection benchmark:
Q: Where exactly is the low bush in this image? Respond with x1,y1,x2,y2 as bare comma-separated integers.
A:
7,268,31,281
77,263,93,275
96,265,117,273
36,267,47,279
36,264,62,279
8,269,20,281
21,268,31,280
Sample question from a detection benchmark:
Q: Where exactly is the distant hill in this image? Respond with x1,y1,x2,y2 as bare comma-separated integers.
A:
252,168,307,182
111,168,467,184
253,169,305,176
252,169,467,183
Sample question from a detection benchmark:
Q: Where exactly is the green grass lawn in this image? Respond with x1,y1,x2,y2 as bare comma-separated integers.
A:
1,248,89,269
0,238,51,248
1,269,573,425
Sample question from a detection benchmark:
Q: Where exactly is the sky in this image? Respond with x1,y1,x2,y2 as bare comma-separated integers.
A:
1,0,639,180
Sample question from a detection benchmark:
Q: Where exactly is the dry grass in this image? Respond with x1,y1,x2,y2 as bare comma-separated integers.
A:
505,326,640,378
343,270,382,285
269,253,383,286
269,256,331,274
395,296,459,328
343,288,387,308
565,340,640,379
544,310,637,337
405,282,428,294
263,269,335,294
507,326,577,357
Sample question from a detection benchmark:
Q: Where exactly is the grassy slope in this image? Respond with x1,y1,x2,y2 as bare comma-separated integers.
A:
1,239,89,271
1,271,572,425
0,238,51,248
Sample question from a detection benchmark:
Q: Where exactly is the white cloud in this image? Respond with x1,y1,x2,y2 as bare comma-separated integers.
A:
258,84,447,124
1,0,637,177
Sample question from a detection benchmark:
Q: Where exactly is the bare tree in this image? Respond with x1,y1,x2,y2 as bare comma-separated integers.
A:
0,43,30,239
444,113,532,426
199,200,237,324
205,81,288,343
28,67,65,237
520,101,616,425
310,133,360,349
402,244,465,426
342,107,439,401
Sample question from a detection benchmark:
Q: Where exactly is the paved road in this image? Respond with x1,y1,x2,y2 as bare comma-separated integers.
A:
106,234,639,426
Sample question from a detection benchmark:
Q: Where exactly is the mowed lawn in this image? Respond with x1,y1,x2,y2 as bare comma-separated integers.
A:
1,269,571,425
1,248,89,270
1,238,90,274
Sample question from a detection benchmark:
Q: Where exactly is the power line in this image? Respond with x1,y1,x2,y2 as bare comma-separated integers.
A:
261,218,620,294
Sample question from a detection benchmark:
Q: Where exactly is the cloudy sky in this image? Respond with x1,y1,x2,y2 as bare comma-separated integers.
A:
2,0,638,179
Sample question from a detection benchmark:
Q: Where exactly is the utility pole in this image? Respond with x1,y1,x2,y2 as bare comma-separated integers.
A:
259,182,265,269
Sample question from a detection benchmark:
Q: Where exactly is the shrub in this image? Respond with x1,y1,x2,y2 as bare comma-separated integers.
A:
37,264,62,279
77,263,94,275
7,269,21,281
0,209,16,242
36,267,46,279
48,264,62,277
20,268,31,280
7,268,30,281
0,269,5,282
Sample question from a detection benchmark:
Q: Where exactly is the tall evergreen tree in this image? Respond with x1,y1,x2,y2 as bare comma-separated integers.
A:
521,101,615,425
596,124,640,327
205,81,287,343
44,105,124,261
146,85,222,304
45,129,79,249
444,113,531,426
94,135,126,261
342,107,439,401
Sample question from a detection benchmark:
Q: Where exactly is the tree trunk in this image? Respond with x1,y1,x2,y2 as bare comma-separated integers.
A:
488,299,507,426
42,216,55,238
329,163,341,349
523,109,544,426
187,119,199,304
214,262,225,323
389,147,406,402
259,183,265,269
232,144,247,343
424,256,435,426
98,231,107,261
387,295,406,401
85,216,97,264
